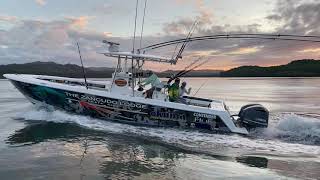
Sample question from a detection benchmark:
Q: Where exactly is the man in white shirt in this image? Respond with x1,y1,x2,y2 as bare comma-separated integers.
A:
179,82,191,103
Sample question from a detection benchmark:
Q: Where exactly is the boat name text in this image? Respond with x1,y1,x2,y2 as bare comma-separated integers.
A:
65,92,147,109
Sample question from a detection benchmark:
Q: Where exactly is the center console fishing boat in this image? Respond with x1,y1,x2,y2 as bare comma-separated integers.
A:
4,40,269,135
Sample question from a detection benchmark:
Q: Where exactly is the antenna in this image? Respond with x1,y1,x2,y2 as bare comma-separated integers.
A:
130,0,139,96
76,42,88,89
132,0,139,53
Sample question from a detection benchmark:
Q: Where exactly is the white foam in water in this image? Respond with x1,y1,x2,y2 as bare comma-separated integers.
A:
259,113,320,145
16,106,320,156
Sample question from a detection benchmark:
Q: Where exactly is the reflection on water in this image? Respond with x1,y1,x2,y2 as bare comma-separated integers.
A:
5,121,182,179
236,156,268,168
4,121,319,179
7,121,97,145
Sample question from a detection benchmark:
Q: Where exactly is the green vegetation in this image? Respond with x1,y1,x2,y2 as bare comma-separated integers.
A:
221,59,320,77
1,59,320,78
157,70,221,78
0,61,114,78
0,61,221,79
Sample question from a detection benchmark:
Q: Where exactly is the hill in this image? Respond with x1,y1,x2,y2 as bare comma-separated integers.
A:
0,61,114,78
221,59,320,77
0,61,222,79
2,59,320,79
157,69,221,78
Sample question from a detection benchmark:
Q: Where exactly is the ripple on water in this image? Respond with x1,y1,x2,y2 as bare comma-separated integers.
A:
14,106,320,158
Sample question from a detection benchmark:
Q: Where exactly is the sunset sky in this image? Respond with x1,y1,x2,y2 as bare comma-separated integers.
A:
0,0,320,70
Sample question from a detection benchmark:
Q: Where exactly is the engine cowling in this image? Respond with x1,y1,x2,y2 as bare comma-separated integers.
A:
238,104,269,129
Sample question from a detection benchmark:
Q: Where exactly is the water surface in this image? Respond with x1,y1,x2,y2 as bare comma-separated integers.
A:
0,78,319,179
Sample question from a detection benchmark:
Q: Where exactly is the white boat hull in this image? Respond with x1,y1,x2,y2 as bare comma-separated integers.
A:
4,74,250,135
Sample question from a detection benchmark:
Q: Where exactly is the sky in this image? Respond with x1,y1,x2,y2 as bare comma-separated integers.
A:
0,0,320,70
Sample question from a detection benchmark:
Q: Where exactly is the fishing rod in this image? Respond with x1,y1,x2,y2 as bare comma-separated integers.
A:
168,57,204,82
173,56,203,79
76,42,88,90
173,20,198,63
177,59,209,78
192,79,208,97
186,78,208,104
168,58,209,83
139,34,320,51
167,19,198,81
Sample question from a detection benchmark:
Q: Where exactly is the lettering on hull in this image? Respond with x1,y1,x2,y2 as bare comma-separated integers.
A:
11,81,225,132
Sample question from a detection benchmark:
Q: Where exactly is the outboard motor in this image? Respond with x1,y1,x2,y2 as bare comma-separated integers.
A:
238,104,269,129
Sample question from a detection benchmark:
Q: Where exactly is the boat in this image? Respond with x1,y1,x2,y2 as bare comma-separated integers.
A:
4,40,269,135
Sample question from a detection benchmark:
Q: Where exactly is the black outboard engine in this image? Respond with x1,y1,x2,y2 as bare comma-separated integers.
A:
238,104,269,129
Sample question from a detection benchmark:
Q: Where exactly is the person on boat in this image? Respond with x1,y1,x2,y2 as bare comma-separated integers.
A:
178,81,191,104
140,71,163,88
144,86,155,99
137,85,144,91
168,78,180,102
179,82,191,96
141,71,163,98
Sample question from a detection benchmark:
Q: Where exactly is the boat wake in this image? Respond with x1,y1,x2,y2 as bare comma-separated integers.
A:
15,106,320,157
251,113,320,146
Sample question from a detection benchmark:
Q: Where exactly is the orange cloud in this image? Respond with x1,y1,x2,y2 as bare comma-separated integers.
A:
297,48,320,53
192,50,220,57
103,31,112,37
66,16,92,29
0,15,18,23
35,0,46,6
226,47,261,55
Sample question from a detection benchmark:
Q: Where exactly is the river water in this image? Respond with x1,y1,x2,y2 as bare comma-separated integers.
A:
0,77,319,180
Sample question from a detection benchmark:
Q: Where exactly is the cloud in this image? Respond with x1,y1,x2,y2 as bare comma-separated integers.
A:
266,0,320,34
163,18,195,34
163,0,213,35
1,0,320,70
65,16,93,29
93,3,130,15
0,15,18,23
0,17,120,67
298,48,320,53
103,31,113,37
35,0,46,6
225,47,261,56
159,0,320,70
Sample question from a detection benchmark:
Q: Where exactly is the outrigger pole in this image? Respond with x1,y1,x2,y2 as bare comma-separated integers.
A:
139,34,320,51
136,33,320,82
